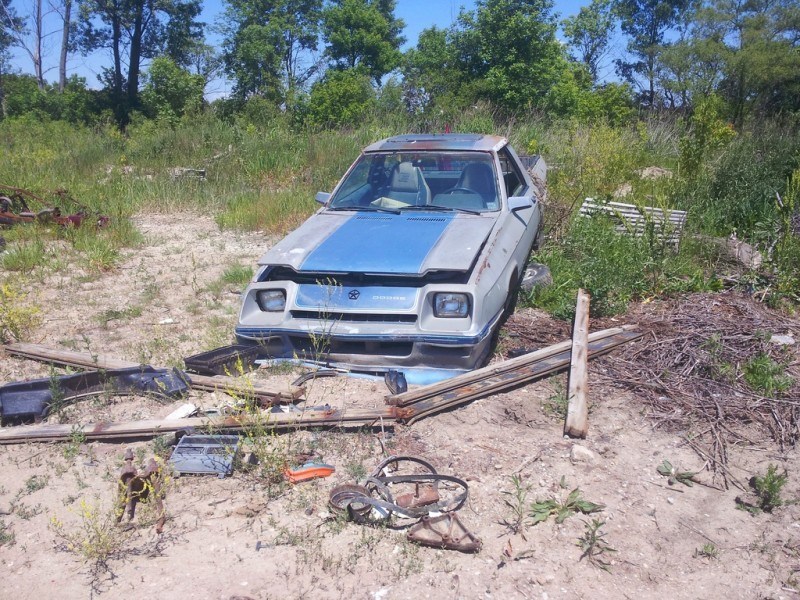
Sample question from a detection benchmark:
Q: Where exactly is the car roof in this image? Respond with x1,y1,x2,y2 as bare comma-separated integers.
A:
363,133,507,153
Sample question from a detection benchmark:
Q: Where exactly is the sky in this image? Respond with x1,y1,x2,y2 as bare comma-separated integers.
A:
7,0,596,97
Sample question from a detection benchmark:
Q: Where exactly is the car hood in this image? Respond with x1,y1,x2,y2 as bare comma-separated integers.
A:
258,211,497,275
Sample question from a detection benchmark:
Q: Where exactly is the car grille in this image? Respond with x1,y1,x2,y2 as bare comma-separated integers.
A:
290,310,417,324
288,335,413,357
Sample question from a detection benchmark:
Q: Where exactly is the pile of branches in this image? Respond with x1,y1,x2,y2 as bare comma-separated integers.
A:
602,292,799,489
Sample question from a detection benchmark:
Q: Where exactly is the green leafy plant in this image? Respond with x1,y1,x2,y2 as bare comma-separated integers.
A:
577,519,616,571
743,353,793,397
657,459,698,487
530,487,604,525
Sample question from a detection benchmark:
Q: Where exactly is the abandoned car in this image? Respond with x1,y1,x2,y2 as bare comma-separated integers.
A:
236,133,545,383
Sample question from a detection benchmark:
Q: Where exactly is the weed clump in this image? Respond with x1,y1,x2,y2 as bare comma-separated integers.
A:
751,464,788,513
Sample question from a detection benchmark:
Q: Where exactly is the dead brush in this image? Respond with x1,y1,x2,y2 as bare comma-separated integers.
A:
602,292,799,489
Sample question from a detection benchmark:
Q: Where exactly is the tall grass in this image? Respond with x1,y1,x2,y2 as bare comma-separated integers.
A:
1,107,798,312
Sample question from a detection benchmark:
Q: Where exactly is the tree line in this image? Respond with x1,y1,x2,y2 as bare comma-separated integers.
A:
0,0,798,127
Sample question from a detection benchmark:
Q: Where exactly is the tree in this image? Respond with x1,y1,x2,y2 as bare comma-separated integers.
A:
306,67,374,126
1,0,60,89
322,0,405,85
141,55,203,120
451,0,566,111
55,0,72,92
402,26,459,103
76,0,202,122
562,0,614,82
612,0,691,108
220,0,322,103
0,2,24,116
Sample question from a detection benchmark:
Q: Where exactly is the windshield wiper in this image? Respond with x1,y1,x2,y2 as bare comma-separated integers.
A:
327,205,400,215
399,204,482,216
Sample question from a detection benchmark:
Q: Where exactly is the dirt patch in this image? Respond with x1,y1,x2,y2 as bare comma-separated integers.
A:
1,214,800,599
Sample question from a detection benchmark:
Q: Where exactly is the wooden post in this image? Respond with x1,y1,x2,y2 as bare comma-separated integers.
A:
564,289,590,438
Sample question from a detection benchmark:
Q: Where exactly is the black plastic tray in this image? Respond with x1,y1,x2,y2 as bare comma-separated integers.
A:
183,344,259,376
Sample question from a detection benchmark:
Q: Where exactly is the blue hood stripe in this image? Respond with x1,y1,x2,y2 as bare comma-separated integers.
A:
300,213,455,274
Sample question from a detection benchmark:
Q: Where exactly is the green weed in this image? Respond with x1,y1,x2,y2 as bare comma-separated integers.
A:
2,239,48,271
695,542,719,559
752,464,788,513
657,459,699,487
0,282,41,342
743,353,793,396
529,487,604,525
501,474,532,536
577,519,616,571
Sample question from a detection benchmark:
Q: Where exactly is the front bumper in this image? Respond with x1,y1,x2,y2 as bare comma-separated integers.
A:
235,314,499,373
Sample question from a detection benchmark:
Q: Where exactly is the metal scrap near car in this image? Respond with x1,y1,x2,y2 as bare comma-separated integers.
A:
236,133,546,384
328,455,481,553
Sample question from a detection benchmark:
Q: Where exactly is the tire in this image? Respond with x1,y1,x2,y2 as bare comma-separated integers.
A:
520,262,552,293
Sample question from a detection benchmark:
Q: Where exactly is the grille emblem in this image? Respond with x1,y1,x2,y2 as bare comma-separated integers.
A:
348,289,360,300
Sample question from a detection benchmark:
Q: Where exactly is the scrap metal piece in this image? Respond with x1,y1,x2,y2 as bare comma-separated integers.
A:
116,449,166,533
329,484,380,522
168,434,240,477
0,367,190,425
183,345,259,376
407,513,482,553
395,483,440,509
384,370,408,395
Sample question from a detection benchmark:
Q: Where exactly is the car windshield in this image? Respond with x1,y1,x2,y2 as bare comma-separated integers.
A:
328,151,500,213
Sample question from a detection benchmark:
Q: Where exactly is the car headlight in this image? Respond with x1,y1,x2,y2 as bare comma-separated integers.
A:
433,293,469,318
256,289,286,312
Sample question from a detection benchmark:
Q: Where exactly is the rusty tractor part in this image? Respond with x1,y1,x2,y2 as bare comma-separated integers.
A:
407,513,482,553
116,449,166,533
0,184,109,229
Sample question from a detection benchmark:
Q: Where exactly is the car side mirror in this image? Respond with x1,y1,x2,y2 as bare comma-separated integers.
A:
508,196,533,211
315,191,331,205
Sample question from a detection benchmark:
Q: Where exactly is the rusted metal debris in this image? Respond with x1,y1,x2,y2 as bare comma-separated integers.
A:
0,327,641,443
116,449,166,533
329,455,480,552
0,184,109,228
407,513,482,553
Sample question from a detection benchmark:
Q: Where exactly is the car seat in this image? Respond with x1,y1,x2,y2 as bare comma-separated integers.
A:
386,162,430,205
432,162,496,210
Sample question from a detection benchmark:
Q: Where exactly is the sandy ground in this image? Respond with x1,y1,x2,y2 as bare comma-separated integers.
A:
1,214,800,600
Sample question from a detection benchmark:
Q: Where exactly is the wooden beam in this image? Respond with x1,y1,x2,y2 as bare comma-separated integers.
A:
0,328,643,444
388,325,631,408
3,343,304,401
0,407,399,444
564,289,590,438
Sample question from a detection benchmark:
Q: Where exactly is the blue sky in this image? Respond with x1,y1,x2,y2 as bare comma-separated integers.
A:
7,0,597,96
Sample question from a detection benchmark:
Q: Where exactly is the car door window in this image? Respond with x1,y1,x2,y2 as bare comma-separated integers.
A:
498,147,527,197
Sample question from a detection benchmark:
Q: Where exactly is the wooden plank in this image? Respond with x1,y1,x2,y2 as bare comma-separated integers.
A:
3,343,304,401
387,326,631,407
564,289,590,438
0,406,399,444
405,330,641,424
0,329,643,443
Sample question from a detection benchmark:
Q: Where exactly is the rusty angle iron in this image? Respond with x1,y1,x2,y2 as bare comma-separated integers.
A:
407,513,482,553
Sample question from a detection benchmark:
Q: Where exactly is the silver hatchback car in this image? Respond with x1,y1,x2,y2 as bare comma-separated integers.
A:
236,134,545,383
